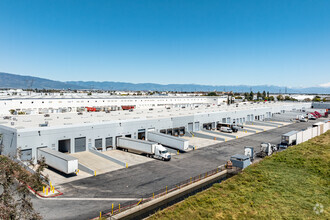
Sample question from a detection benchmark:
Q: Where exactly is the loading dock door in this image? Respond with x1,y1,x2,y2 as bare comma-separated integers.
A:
58,139,71,153
115,136,122,147
95,138,102,150
20,149,32,161
75,137,86,153
138,129,146,140
105,137,113,150
188,123,193,132
195,122,200,131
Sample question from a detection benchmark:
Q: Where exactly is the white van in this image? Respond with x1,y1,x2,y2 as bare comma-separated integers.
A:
220,127,233,133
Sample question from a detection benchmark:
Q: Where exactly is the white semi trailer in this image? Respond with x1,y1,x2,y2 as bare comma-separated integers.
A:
117,137,171,161
147,131,189,151
281,131,298,146
37,147,78,174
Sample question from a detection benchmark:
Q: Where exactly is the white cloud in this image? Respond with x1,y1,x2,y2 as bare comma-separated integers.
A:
319,82,330,88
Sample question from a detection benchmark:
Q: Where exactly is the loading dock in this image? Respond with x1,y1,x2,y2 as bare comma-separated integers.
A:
105,137,113,150
203,123,213,130
58,139,71,153
199,130,235,141
103,150,153,167
195,122,200,131
181,136,220,149
173,128,179,136
20,149,32,161
115,135,122,147
179,127,185,136
188,123,193,132
138,129,146,140
74,137,86,153
72,151,123,174
94,138,102,150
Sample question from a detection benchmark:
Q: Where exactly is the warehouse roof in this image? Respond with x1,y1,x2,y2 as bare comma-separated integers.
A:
0,102,298,130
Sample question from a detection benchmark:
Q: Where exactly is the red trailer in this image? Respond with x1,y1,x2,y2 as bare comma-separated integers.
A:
121,106,135,110
85,107,97,112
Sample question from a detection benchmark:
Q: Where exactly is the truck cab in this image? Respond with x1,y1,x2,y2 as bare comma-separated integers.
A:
308,113,317,120
153,144,171,161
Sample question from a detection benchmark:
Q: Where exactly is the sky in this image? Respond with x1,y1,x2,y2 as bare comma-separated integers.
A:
0,0,329,87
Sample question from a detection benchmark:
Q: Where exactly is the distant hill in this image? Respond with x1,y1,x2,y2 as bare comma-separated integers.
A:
67,81,330,94
0,72,85,90
0,72,329,94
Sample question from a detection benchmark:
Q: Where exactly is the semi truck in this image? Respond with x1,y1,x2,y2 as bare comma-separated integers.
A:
256,143,277,158
147,131,189,151
281,131,298,146
117,137,171,161
37,147,78,174
296,115,308,122
307,112,317,120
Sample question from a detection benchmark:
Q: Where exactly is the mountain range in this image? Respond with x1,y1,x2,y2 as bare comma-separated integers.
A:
0,72,329,94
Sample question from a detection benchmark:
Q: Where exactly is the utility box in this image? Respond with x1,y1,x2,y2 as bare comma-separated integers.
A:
230,154,251,169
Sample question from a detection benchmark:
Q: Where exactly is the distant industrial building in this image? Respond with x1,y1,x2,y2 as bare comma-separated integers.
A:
0,96,228,115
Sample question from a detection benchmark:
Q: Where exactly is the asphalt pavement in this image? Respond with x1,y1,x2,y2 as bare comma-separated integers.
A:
32,119,321,220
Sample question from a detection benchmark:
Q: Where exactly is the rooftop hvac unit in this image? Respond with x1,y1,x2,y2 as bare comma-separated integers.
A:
39,123,48,127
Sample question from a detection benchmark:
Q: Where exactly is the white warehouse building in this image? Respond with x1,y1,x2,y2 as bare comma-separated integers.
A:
0,100,311,164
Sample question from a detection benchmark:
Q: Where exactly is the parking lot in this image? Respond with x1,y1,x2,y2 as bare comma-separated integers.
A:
41,120,290,186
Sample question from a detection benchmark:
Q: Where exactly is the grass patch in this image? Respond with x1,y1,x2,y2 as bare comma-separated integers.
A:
150,131,330,219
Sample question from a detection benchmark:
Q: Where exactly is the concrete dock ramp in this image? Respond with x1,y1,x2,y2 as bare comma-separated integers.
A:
72,151,123,175
102,150,153,167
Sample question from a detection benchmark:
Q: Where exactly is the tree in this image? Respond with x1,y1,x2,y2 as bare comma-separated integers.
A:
243,92,249,100
269,96,275,101
207,92,217,96
304,98,311,102
312,96,321,102
284,96,291,101
267,91,270,98
0,155,43,219
257,91,262,100
249,91,254,101
277,95,284,101
9,109,15,115
262,91,266,100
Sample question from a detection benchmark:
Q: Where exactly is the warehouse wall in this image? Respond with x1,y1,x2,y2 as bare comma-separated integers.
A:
2,102,311,164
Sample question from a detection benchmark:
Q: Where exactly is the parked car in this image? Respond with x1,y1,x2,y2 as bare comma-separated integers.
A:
220,127,233,133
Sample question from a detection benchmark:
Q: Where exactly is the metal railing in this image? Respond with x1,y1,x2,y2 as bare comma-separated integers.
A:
96,165,228,219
